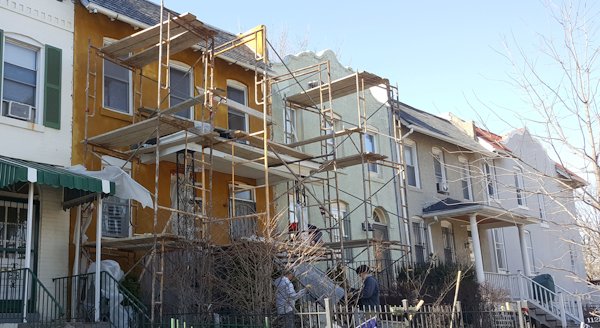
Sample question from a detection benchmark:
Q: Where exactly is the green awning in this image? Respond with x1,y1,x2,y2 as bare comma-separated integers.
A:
0,155,115,208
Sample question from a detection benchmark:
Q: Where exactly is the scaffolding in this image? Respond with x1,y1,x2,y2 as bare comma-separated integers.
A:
76,2,412,324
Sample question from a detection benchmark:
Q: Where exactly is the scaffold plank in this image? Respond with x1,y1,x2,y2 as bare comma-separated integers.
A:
232,131,313,160
316,153,387,172
286,72,386,108
86,115,194,149
286,127,361,148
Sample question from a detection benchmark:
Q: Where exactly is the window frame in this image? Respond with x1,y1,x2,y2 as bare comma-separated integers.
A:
284,106,297,144
331,201,352,263
514,166,526,207
411,217,428,265
524,230,536,273
432,147,447,193
226,80,249,133
1,37,42,124
102,38,133,115
403,139,420,188
459,156,473,200
441,220,455,263
168,62,194,119
492,228,508,273
483,161,498,201
364,131,379,174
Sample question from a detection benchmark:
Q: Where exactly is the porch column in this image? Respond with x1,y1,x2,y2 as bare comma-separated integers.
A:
517,224,532,276
22,182,34,322
469,214,485,284
94,195,103,322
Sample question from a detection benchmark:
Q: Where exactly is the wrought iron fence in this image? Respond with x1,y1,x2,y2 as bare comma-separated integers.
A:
53,271,149,328
0,268,64,326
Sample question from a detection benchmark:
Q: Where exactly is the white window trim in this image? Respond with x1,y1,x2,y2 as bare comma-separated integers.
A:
514,166,527,208
536,193,548,227
403,139,420,188
102,37,133,115
1,35,44,125
169,61,194,119
524,230,536,274
284,106,298,144
364,128,380,175
484,161,498,202
411,216,429,264
458,156,473,200
432,147,448,193
441,220,455,262
227,79,249,132
492,228,508,273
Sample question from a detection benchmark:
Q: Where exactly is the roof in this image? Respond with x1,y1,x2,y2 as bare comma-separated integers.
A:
422,198,479,213
475,127,512,153
395,101,489,154
0,155,115,208
555,163,587,188
81,0,267,70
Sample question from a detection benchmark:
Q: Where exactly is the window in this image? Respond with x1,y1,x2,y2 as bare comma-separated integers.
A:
288,192,308,232
284,107,297,144
568,241,577,273
441,221,455,263
365,133,378,173
403,141,420,187
103,42,131,114
412,218,428,265
432,148,447,193
537,194,548,227
524,230,535,273
514,166,526,206
459,157,472,200
492,229,508,272
2,41,38,122
484,162,497,200
169,65,193,119
331,202,352,263
227,81,248,132
229,185,257,240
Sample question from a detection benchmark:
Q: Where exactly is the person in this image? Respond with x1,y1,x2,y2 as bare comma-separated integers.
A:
355,265,380,307
273,270,310,328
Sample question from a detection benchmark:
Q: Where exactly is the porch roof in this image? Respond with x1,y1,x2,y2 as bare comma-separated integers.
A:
421,198,538,226
0,155,115,209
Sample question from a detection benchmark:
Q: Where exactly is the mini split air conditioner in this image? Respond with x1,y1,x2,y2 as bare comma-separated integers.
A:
7,101,33,121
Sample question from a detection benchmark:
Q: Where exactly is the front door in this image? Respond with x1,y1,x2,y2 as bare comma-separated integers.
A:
373,223,392,291
0,198,39,312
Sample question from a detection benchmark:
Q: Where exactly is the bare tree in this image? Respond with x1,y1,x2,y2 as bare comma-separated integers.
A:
494,0,600,283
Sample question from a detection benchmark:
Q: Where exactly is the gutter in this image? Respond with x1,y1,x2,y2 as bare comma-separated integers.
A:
80,1,265,72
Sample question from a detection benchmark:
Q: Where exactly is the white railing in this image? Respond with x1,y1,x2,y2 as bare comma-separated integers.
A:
484,271,584,327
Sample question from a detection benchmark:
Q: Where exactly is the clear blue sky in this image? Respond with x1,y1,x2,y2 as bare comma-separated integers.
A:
156,0,557,134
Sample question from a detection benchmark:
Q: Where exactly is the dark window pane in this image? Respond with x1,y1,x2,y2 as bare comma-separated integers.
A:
3,80,36,106
228,110,246,131
4,63,36,85
104,78,129,112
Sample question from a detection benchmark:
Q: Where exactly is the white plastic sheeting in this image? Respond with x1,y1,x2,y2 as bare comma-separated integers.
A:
68,165,153,208
87,260,132,328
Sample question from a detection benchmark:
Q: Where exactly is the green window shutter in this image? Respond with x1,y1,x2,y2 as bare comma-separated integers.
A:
43,45,61,129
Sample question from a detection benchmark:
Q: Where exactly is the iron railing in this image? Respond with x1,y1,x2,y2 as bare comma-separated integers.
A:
53,271,150,328
0,268,64,326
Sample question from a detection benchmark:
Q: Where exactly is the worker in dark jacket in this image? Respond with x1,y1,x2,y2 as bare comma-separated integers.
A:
355,265,380,307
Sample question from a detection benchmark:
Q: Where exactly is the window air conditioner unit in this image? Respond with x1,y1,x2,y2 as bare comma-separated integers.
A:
436,182,449,193
7,101,33,121
362,222,374,231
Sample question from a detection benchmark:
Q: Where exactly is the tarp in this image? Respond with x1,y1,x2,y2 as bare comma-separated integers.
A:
68,165,153,208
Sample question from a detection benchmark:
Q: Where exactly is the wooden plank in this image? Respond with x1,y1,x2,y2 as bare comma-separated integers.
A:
101,13,201,57
286,72,386,108
315,153,387,172
232,131,313,160
195,87,272,123
87,116,194,149
101,13,195,56
286,127,361,148
123,31,203,67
